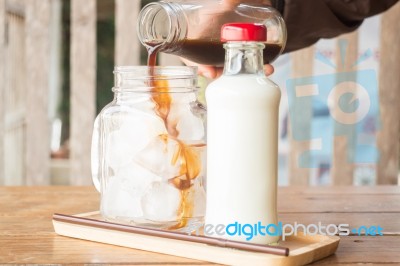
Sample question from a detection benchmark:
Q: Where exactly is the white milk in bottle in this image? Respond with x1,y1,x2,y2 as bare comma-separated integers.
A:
205,23,281,244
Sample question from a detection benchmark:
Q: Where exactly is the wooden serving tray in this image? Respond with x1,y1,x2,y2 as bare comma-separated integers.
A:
52,211,339,266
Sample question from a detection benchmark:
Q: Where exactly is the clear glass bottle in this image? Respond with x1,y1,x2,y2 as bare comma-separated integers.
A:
137,0,286,66
91,66,206,229
205,24,281,244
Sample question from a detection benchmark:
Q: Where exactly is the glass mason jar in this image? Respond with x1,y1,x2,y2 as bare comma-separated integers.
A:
137,0,287,66
91,66,206,229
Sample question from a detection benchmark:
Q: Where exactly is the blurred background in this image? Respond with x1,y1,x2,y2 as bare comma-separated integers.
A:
0,0,399,186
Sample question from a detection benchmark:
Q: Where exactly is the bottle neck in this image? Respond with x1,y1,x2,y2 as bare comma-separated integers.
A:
137,2,187,52
223,42,265,75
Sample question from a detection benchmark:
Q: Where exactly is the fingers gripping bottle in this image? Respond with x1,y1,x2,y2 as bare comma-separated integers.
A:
205,23,281,244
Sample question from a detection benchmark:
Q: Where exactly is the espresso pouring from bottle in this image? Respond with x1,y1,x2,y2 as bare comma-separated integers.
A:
137,0,286,66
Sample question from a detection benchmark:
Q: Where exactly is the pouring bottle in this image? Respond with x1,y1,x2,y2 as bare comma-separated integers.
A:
137,0,286,66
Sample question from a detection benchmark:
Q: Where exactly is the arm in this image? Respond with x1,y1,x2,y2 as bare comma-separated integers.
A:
282,0,399,53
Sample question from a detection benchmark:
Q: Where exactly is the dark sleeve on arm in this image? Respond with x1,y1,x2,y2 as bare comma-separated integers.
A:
283,0,399,53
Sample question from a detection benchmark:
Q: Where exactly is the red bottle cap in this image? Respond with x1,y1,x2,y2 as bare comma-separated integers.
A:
221,23,267,42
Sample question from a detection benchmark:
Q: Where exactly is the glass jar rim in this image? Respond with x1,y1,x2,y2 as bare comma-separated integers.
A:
114,66,198,80
113,66,198,93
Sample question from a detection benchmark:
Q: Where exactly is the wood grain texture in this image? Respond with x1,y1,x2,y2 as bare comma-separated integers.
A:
1,186,399,264
289,45,315,185
331,31,358,185
25,0,51,185
4,0,25,16
3,7,26,185
115,0,141,66
0,0,5,185
377,2,400,184
70,0,96,185
310,236,400,265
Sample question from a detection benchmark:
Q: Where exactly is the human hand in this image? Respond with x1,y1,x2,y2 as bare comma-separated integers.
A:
181,57,274,79
181,0,274,79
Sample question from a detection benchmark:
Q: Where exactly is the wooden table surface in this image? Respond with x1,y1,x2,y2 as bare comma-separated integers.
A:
1,186,400,265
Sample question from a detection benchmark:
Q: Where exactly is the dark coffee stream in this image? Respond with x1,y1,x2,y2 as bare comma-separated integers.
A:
147,46,202,229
